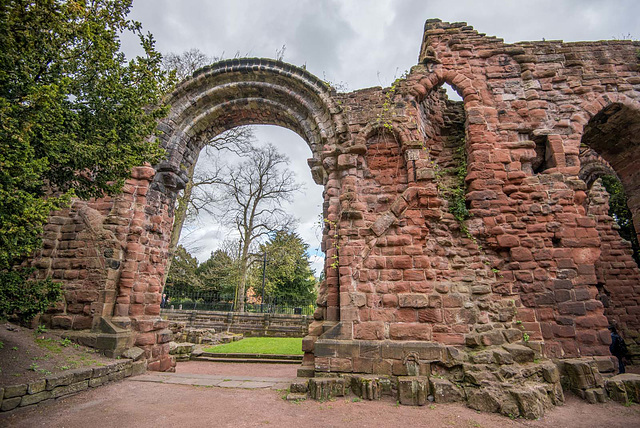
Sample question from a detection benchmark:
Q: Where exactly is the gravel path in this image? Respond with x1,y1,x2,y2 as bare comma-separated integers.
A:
2,362,639,428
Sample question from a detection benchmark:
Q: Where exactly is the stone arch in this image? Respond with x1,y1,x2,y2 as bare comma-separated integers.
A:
577,95,640,354
409,68,480,105
356,121,412,149
578,148,617,190
154,58,348,191
578,95,640,236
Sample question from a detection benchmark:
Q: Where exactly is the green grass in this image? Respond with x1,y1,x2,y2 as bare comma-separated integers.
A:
203,337,303,355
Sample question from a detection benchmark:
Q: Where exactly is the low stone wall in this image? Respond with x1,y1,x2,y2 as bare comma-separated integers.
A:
0,359,146,412
161,309,311,338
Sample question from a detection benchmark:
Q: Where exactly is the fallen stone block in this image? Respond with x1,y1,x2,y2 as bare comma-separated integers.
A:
621,373,640,402
511,386,546,420
122,346,145,361
286,393,307,402
289,381,309,394
605,377,629,404
583,388,607,404
351,375,383,400
308,377,345,400
398,376,429,406
563,359,603,391
466,387,501,414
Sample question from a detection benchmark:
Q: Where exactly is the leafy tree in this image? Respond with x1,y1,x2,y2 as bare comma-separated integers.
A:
164,245,202,294
0,0,171,318
601,175,640,264
251,230,317,307
196,248,240,299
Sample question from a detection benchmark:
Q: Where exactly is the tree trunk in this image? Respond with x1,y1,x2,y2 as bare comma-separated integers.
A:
164,157,198,285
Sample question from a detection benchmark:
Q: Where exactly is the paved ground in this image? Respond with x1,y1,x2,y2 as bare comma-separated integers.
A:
2,362,639,428
133,371,294,390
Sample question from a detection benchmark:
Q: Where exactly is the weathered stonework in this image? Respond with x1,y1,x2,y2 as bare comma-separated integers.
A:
29,19,640,415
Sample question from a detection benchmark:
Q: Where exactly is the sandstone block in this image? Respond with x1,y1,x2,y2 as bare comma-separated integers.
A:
604,376,635,404
351,375,383,400
398,294,429,308
122,346,146,361
502,343,535,363
511,387,547,419
131,360,147,376
89,376,107,388
583,387,607,404
51,380,89,398
308,377,345,400
290,381,309,394
27,380,46,395
20,390,52,407
398,376,429,406
430,377,464,403
4,384,27,399
1,397,21,412
563,359,603,390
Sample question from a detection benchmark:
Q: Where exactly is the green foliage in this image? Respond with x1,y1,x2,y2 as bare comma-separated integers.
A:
164,245,203,294
431,136,471,237
447,143,470,223
197,249,240,298
0,0,170,277
250,230,318,307
0,268,61,322
600,175,640,265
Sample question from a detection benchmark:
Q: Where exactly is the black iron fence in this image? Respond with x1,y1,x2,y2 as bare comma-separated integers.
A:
162,290,315,316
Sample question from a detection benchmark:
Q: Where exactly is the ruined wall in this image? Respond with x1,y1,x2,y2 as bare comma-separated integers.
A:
29,22,640,377
588,181,640,361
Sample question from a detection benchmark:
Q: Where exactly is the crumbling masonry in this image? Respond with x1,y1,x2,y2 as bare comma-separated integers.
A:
30,20,640,415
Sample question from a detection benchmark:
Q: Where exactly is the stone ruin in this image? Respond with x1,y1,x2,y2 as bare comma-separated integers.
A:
28,19,640,416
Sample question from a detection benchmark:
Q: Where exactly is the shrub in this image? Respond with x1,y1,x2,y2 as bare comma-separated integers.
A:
0,268,61,322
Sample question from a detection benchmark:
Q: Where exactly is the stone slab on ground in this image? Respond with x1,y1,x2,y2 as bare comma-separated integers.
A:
130,371,297,390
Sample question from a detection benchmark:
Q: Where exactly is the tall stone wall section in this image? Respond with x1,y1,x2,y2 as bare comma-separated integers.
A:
32,166,175,371
588,181,640,360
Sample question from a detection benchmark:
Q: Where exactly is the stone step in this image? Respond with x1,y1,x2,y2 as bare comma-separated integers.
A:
192,356,302,364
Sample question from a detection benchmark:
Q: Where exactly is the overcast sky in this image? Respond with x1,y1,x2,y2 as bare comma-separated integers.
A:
125,0,639,274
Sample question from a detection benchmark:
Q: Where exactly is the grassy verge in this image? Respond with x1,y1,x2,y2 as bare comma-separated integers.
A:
203,337,303,355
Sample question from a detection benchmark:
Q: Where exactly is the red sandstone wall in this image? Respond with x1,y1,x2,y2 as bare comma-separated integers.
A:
28,23,640,370
589,181,640,358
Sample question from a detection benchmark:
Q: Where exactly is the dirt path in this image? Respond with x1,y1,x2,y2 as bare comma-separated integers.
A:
2,363,639,428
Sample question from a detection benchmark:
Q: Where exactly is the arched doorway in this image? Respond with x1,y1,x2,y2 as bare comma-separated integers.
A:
579,100,640,361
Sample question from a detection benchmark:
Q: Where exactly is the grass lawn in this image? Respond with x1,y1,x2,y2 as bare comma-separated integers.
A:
203,337,303,355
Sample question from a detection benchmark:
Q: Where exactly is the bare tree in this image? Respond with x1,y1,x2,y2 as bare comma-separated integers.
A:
162,48,214,81
218,143,300,312
169,127,255,260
